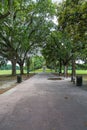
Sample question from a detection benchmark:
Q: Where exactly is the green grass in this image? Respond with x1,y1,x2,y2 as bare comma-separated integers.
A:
76,70,87,75
0,70,27,75
0,69,87,75
68,70,87,75
0,70,12,75
0,69,50,75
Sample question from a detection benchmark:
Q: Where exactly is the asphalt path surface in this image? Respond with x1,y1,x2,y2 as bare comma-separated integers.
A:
0,73,87,130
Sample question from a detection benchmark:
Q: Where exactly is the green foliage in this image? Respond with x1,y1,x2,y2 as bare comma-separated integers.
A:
76,63,87,70
0,0,87,76
58,0,87,47
29,56,44,71
0,0,55,75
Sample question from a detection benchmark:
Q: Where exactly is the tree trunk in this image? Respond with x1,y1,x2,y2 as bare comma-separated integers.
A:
20,63,24,75
55,67,57,72
27,65,30,74
11,60,16,76
64,65,68,77
59,58,62,75
71,57,76,82
26,57,30,75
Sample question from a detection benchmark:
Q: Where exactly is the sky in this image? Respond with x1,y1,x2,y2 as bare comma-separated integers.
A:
52,0,62,3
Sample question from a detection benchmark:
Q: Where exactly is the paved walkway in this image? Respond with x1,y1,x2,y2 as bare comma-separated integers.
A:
0,73,87,130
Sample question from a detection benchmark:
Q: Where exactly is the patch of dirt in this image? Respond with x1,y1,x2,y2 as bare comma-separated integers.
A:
0,87,13,94
84,122,87,127
0,73,35,94
52,72,71,77
48,77,63,80
64,96,68,99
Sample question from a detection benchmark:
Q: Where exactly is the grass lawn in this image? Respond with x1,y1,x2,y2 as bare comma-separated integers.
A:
68,70,87,75
0,70,12,75
0,70,27,75
0,69,87,75
76,70,87,75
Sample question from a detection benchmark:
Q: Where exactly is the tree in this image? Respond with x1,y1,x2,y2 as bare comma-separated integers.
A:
0,0,56,75
57,0,87,79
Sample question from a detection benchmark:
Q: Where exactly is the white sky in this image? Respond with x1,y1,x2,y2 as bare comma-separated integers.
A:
52,0,62,3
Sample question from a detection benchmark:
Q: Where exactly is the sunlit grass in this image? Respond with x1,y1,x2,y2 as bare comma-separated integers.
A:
76,70,87,75
0,69,87,75
0,70,26,75
68,70,87,75
0,70,12,75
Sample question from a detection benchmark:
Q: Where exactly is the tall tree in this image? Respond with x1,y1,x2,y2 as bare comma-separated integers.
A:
57,0,87,79
0,0,56,75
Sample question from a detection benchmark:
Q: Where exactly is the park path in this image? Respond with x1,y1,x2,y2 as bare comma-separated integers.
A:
0,73,87,130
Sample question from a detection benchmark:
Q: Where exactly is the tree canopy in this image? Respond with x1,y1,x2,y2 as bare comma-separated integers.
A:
0,0,87,77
